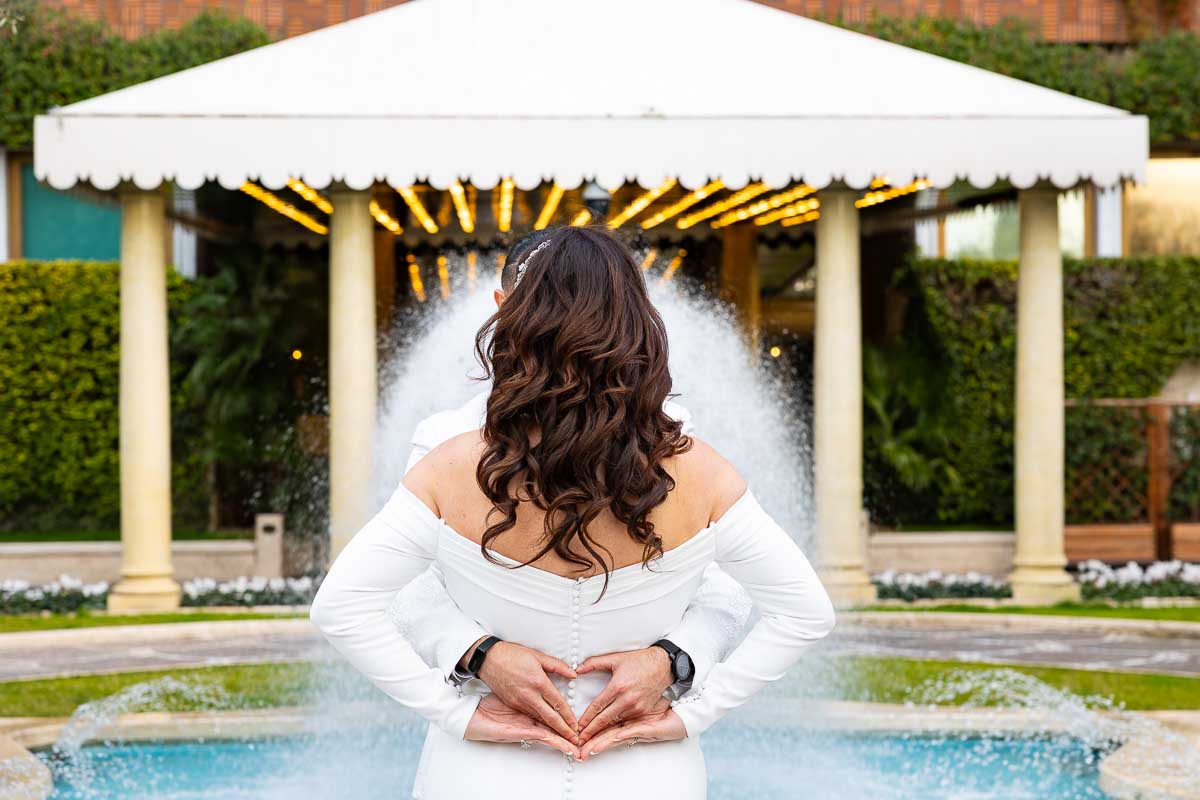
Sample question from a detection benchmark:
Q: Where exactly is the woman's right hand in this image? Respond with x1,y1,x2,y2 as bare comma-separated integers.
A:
465,693,581,759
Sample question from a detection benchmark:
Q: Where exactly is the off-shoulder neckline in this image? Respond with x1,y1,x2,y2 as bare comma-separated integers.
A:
395,482,754,583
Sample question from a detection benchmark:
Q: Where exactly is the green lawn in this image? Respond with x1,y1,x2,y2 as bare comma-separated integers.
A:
862,603,1200,624
0,528,251,543
837,657,1200,711
2,657,1197,718
0,663,318,717
0,611,305,634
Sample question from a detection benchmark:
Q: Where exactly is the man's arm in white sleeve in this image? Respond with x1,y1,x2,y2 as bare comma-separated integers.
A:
660,563,752,683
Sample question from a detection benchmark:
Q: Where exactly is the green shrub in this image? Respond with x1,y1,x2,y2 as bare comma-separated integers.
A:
0,8,269,149
891,256,1200,525
0,260,199,531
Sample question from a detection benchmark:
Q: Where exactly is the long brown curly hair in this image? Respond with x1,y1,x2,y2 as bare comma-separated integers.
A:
473,226,692,590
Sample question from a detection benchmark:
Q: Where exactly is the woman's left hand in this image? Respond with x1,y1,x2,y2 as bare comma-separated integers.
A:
578,700,686,760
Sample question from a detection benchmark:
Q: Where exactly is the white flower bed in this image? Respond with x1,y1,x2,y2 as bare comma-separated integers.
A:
872,569,1011,601
181,575,317,607
0,574,319,614
1,575,110,613
1077,560,1200,600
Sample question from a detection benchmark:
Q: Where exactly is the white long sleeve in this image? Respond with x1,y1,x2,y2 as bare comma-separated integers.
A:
670,489,835,737
309,483,482,739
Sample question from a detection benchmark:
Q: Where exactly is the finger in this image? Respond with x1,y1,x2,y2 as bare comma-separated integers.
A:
524,723,580,758
579,696,634,743
537,653,578,680
529,695,578,742
541,683,579,734
583,721,646,760
577,682,619,731
576,654,616,675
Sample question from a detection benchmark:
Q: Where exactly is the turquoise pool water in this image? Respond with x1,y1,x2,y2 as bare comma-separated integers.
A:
40,726,1111,799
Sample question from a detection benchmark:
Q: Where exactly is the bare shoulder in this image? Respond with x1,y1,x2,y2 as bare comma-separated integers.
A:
674,436,748,524
401,429,486,515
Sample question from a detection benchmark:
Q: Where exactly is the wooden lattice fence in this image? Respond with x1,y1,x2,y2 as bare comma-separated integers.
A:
1065,400,1200,563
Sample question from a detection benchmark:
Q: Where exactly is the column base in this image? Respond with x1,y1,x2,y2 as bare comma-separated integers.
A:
820,567,878,608
1008,565,1080,605
107,575,182,613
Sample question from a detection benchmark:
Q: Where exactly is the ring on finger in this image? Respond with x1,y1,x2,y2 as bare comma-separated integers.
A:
520,739,532,750
626,735,640,749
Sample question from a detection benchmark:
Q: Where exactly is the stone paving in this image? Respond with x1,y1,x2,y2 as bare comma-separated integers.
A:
2,616,1199,682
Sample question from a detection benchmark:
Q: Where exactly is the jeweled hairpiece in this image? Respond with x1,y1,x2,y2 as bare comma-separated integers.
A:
512,238,553,289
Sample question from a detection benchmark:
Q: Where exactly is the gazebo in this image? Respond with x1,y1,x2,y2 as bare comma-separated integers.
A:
34,0,1147,611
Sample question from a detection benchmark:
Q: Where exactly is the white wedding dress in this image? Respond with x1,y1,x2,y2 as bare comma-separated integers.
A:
311,482,835,800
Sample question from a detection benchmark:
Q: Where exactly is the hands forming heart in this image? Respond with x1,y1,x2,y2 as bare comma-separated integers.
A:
463,642,687,759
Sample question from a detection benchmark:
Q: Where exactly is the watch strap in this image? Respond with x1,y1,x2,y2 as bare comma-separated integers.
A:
465,635,502,677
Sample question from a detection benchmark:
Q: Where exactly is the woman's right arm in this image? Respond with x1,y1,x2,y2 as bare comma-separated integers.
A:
309,480,481,739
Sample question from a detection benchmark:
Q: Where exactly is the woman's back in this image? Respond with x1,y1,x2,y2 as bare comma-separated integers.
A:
405,429,747,581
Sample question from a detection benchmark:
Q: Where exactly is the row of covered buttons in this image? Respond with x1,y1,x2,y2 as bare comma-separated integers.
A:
564,576,584,797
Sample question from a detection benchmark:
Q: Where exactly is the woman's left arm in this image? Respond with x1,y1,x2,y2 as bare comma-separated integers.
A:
309,481,481,739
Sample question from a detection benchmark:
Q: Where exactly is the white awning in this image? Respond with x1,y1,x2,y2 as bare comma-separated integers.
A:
34,0,1147,192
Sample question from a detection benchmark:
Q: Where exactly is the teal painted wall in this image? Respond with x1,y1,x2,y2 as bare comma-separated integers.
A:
21,164,120,260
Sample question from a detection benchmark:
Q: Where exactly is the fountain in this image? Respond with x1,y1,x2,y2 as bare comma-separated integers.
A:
8,253,1197,799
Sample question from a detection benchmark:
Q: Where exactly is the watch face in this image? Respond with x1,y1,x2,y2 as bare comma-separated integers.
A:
675,652,694,682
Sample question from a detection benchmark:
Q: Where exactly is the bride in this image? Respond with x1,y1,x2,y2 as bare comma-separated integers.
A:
310,225,836,799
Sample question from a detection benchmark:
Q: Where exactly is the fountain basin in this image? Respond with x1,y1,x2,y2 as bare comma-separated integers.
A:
7,702,1196,800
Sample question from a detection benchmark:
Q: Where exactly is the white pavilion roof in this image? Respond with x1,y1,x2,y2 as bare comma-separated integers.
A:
34,0,1147,192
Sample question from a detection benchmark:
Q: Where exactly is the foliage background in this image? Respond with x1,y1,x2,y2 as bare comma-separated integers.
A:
0,7,268,149
850,15,1200,146
867,256,1200,527
0,256,330,537
0,260,203,532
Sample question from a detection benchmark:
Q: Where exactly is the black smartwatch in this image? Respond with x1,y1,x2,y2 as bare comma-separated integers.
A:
651,639,695,690
449,635,502,687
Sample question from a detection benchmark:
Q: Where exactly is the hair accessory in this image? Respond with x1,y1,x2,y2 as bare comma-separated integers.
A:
512,238,553,288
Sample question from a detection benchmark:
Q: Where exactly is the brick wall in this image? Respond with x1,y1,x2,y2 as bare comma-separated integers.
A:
39,0,1200,43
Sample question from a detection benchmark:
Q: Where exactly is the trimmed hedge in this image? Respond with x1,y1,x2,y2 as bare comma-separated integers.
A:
0,8,269,149
0,261,199,531
900,256,1200,525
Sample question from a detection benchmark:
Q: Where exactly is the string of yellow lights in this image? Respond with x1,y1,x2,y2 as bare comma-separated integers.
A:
448,180,475,233
754,198,820,227
856,179,931,208
607,178,677,229
780,210,821,227
657,249,686,286
406,254,426,303
286,179,333,214
535,184,565,230
641,181,724,230
437,255,450,299
395,186,439,234
369,200,403,234
710,185,815,229
569,208,592,227
240,183,328,235
497,178,515,233
675,183,769,230
640,248,659,271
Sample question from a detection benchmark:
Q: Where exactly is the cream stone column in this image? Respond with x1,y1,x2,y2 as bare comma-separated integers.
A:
108,188,180,612
328,189,377,559
1009,188,1080,604
813,189,876,606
